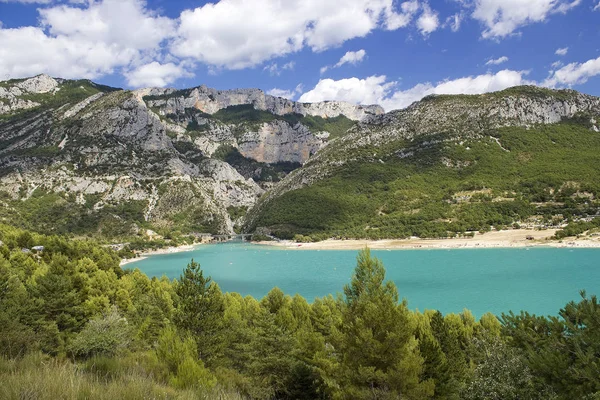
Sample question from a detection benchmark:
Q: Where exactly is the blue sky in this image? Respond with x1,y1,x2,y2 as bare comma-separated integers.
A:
0,0,599,111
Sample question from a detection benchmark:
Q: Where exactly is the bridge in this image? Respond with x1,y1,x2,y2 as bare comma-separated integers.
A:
212,234,254,242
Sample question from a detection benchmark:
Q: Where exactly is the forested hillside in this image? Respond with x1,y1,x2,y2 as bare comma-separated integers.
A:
1,224,598,399
246,88,600,241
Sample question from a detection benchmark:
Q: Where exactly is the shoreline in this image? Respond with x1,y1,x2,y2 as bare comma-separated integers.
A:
256,229,600,251
119,243,201,266
118,229,600,265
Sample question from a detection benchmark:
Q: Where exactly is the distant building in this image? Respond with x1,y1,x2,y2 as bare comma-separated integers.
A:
32,246,45,252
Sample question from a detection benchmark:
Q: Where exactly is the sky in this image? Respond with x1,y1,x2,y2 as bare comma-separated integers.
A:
0,0,599,111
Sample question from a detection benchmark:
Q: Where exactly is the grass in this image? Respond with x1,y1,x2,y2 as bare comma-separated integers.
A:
0,353,245,400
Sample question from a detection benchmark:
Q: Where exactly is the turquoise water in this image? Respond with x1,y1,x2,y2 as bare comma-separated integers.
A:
131,243,600,317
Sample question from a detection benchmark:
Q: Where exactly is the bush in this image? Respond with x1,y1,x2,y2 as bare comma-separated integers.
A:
69,307,132,359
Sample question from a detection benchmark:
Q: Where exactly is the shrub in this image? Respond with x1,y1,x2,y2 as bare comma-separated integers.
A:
69,307,132,359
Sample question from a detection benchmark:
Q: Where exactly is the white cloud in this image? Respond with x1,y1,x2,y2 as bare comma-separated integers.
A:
385,0,420,29
0,0,176,80
300,76,395,106
300,70,531,111
335,49,367,67
267,84,304,100
543,56,600,87
472,0,582,39
595,1,600,11
171,0,422,69
485,56,509,65
125,61,191,87
551,60,563,69
555,47,569,56
446,13,463,32
40,0,175,51
321,49,367,75
416,3,439,35
263,61,296,76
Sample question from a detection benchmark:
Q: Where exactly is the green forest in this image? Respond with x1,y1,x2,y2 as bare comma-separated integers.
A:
1,223,599,399
249,118,600,241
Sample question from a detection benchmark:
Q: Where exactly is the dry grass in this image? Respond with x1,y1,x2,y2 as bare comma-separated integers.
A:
0,353,246,400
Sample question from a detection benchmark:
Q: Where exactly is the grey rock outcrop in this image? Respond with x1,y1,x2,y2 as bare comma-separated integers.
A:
238,121,326,164
16,74,59,94
140,85,384,121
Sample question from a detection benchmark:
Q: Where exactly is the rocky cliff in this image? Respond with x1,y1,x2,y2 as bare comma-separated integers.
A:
0,75,372,237
138,85,384,121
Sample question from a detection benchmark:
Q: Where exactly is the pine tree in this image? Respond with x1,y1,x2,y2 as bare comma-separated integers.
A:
174,259,225,365
338,248,434,399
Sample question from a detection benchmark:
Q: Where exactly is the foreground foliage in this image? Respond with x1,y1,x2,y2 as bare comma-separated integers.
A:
0,224,599,399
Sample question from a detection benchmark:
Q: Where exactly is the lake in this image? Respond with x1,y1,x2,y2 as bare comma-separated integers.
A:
131,243,600,317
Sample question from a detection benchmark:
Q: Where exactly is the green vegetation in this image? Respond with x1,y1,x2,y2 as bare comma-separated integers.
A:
2,79,119,121
0,189,150,237
250,119,600,240
1,225,599,399
421,85,577,105
210,104,356,139
209,105,356,139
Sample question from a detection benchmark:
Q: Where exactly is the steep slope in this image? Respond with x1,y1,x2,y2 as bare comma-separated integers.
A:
245,87,600,240
0,75,377,237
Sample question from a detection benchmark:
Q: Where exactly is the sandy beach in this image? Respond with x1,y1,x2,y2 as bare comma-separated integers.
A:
119,244,200,266
118,229,600,265
257,229,600,250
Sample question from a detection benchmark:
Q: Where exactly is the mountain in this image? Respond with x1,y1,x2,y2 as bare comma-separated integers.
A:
245,87,600,240
0,74,382,237
1,75,599,241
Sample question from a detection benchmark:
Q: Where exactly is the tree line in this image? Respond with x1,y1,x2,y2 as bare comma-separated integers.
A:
0,223,599,399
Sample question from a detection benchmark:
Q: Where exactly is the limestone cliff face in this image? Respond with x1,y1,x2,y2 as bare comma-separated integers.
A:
237,121,327,164
139,85,384,121
0,78,267,235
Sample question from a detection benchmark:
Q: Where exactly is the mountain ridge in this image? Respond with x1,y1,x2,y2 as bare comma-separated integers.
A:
1,75,599,241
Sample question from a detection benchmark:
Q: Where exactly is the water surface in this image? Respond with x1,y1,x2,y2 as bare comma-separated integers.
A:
132,243,600,317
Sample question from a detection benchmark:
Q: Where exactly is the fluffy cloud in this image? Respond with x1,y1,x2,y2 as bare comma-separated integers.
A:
125,62,191,87
321,50,367,74
267,84,304,100
543,56,600,87
39,0,175,51
555,47,569,56
472,0,582,39
0,0,176,79
300,76,396,105
486,56,509,65
171,0,423,69
300,70,530,111
336,50,367,67
416,3,440,35
0,26,136,79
